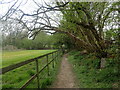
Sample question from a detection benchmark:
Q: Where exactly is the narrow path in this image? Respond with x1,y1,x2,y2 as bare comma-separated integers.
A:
52,54,78,88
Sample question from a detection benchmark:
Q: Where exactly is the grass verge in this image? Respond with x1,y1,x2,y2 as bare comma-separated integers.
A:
68,50,119,88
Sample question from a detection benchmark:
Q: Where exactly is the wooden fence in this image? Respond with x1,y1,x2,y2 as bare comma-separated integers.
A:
0,50,62,89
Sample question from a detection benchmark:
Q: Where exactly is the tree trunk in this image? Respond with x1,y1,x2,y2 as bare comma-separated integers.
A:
100,58,106,68
96,51,107,69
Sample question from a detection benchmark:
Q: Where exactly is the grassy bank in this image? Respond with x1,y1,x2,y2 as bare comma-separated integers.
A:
68,50,118,88
2,50,61,88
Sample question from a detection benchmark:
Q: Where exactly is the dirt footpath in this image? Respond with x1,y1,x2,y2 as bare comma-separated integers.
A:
52,54,78,88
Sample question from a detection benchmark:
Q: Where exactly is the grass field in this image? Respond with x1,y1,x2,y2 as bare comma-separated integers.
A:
1,50,61,88
2,50,56,68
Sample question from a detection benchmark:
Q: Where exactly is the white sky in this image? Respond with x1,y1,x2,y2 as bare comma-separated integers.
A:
1,0,118,17
0,0,62,36
0,0,119,16
0,0,54,17
0,0,62,26
0,0,119,33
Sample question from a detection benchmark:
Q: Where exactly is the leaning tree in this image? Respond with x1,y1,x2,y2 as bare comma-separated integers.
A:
1,1,119,68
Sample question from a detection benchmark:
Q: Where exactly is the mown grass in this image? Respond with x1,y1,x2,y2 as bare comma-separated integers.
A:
2,50,62,88
68,50,119,88
2,50,56,68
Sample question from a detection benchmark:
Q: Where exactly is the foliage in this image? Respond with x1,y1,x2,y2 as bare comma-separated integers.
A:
2,2,119,58
68,50,119,88
3,31,54,50
58,2,119,58
51,33,75,50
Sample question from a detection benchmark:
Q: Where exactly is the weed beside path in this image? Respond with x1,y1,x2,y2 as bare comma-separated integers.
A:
68,50,118,88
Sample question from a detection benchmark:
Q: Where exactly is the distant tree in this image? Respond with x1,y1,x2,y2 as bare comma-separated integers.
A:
14,31,53,50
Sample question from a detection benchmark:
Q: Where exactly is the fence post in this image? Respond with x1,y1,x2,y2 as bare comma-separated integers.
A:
35,59,40,88
46,55,50,76
52,53,54,68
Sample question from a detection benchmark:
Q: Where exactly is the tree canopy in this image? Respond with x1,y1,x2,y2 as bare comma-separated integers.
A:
1,1,119,59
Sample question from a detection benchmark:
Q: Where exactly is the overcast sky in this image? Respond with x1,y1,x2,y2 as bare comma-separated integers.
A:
1,0,118,17
0,0,119,18
0,0,119,33
0,0,54,17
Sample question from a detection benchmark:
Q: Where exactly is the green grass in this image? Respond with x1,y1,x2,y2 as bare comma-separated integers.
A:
68,50,119,88
2,50,56,68
2,50,61,88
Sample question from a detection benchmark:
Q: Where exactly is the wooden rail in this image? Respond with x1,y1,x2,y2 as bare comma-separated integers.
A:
1,50,62,89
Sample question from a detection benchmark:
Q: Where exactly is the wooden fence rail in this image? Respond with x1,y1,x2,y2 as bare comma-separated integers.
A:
1,50,62,89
